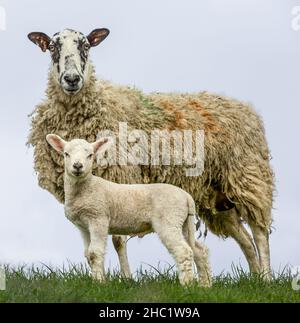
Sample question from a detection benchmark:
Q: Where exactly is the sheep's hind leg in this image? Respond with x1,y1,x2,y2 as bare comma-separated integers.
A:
220,209,260,274
249,222,271,280
154,222,194,286
112,235,131,278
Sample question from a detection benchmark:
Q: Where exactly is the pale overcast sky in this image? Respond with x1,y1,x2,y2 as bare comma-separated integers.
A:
0,0,299,275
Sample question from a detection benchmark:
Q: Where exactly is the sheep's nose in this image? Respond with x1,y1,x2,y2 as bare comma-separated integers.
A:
64,74,80,87
73,162,83,171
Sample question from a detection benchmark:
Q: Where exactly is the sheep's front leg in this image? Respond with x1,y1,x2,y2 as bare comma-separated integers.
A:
88,219,109,282
112,235,131,278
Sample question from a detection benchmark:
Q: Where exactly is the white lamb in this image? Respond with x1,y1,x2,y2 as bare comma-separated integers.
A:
46,134,212,287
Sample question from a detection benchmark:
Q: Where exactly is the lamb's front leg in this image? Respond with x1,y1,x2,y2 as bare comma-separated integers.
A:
79,228,90,260
87,218,109,282
112,235,131,278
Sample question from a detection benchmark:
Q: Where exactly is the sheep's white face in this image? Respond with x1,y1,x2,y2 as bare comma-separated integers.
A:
28,28,109,95
46,135,111,179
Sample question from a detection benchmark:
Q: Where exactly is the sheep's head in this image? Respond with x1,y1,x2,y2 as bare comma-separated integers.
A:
46,134,112,179
28,28,109,95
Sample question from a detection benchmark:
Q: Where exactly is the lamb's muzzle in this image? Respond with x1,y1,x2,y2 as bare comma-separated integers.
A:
46,134,212,287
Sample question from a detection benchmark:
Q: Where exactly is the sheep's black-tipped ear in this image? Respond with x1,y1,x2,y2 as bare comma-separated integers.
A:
28,32,51,52
92,137,113,154
46,134,66,154
87,28,110,47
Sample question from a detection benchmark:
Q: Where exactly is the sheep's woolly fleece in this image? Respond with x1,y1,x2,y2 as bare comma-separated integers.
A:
28,65,274,236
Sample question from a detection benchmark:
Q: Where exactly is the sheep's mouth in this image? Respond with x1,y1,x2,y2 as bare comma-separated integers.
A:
63,87,81,95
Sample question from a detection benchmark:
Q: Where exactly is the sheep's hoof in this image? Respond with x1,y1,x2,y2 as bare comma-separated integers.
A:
261,270,272,282
179,273,195,287
121,272,132,280
199,279,212,288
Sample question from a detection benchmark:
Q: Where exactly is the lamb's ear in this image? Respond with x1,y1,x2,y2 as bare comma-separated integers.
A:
87,28,110,47
46,134,66,154
92,137,113,154
28,32,51,52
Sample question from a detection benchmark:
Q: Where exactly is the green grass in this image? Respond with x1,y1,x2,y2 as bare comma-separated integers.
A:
0,264,299,303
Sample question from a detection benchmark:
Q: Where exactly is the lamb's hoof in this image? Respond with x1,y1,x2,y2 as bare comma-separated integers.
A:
92,271,106,283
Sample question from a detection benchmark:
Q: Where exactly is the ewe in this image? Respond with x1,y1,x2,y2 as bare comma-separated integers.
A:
46,134,211,287
28,28,274,279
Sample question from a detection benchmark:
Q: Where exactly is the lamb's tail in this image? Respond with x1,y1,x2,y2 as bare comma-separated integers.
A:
187,194,196,217
185,194,196,248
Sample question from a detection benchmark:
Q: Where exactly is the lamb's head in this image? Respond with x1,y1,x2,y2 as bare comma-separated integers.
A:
28,28,109,95
46,134,112,179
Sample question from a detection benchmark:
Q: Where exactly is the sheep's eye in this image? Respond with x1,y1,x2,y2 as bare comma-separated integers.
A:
64,152,70,158
87,153,93,159
84,43,90,51
49,45,56,52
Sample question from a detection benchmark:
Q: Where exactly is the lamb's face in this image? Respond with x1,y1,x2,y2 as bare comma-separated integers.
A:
63,139,95,178
46,134,112,179
28,28,110,95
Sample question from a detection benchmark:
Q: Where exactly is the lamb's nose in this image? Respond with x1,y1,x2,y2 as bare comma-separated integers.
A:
73,162,83,170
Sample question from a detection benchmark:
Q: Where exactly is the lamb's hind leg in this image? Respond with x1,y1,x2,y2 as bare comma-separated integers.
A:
112,235,131,278
194,241,212,287
153,221,194,286
79,228,95,267
183,218,212,287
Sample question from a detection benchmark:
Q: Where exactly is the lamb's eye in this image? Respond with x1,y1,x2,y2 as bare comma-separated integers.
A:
87,153,93,159
64,152,70,158
49,45,55,52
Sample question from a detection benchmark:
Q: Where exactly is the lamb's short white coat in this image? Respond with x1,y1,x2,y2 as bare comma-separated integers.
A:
46,134,212,287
